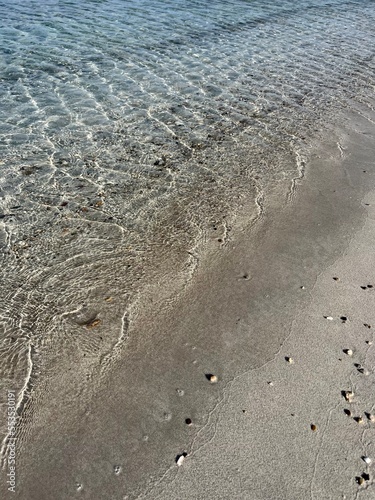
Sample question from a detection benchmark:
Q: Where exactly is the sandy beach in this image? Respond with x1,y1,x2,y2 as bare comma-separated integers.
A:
1,100,374,499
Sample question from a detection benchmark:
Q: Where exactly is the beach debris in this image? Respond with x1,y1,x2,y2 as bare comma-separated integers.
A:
176,452,188,466
114,465,122,475
344,409,352,417
104,296,113,302
206,373,218,383
343,349,353,356
311,424,317,432
285,357,294,364
362,456,372,465
324,316,334,321
185,418,192,426
340,316,348,323
354,416,364,425
86,318,101,328
343,391,354,402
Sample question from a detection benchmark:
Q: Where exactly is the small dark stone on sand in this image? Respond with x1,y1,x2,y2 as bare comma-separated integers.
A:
340,316,348,323
333,277,339,281
362,473,370,481
311,424,317,432
344,409,352,416
206,373,218,383
185,418,192,425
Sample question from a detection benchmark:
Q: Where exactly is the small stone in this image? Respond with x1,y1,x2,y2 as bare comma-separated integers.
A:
368,414,375,423
354,416,364,424
176,389,184,397
366,340,373,345
311,424,317,432
105,296,113,302
285,357,294,364
344,409,352,417
300,286,305,290
344,391,354,402
114,465,122,475
267,381,274,386
356,476,365,485
363,456,372,465
176,452,188,466
343,349,353,356
206,374,218,383
185,418,192,426
333,277,340,281
324,316,334,320
362,473,370,481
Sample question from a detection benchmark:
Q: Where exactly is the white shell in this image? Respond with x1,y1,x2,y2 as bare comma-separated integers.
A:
345,349,353,356
177,455,185,466
344,391,354,402
325,316,334,320
363,456,372,465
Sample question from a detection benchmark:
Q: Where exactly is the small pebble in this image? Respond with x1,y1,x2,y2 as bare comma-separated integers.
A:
267,381,274,386
208,374,218,383
356,476,365,486
185,418,192,426
343,349,353,356
285,357,294,364
333,277,340,281
324,316,334,320
344,409,352,417
368,414,375,423
363,456,372,465
354,416,364,424
176,452,188,466
366,340,373,346
311,424,317,432
344,391,354,402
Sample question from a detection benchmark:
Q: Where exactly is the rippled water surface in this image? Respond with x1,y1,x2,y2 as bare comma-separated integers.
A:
1,0,375,427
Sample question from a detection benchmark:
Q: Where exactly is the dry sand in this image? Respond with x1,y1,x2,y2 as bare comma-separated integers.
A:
2,102,375,499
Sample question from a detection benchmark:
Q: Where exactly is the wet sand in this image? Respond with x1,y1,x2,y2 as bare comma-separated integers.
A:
2,102,375,499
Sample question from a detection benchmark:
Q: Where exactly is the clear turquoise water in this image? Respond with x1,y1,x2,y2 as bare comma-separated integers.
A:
1,0,375,414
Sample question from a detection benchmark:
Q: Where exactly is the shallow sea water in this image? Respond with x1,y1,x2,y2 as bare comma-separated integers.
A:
1,0,375,453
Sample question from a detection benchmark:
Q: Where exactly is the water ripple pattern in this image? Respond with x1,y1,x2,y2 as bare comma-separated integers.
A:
1,0,375,443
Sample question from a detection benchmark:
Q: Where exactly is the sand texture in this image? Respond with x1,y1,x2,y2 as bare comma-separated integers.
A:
2,104,375,499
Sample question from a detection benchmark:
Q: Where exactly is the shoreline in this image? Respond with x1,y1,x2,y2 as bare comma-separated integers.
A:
2,101,375,499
